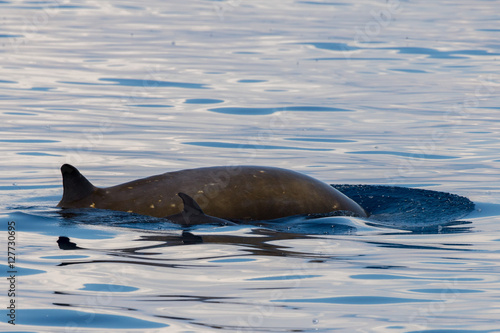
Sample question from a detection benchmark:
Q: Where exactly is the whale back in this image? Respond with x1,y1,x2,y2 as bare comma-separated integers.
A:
58,165,367,220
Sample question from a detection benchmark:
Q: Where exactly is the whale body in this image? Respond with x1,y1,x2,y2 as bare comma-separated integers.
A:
57,164,368,221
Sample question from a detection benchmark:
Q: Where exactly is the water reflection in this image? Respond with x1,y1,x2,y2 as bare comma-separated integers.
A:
208,106,352,115
184,98,224,104
346,150,457,159
99,78,210,89
184,141,333,151
57,229,318,260
59,78,209,89
307,42,500,59
4,309,168,329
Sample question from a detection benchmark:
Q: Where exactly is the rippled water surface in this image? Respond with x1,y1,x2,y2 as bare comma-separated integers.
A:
2,0,500,332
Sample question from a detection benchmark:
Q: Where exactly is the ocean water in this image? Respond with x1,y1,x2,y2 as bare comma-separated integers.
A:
1,0,500,332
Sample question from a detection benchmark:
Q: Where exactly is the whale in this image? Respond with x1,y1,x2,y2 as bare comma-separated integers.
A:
57,164,368,221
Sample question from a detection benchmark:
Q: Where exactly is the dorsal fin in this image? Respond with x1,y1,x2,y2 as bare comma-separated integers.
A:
178,192,204,215
58,164,96,207
165,192,234,226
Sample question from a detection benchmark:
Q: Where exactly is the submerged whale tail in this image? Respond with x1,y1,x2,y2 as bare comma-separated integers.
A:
57,164,96,207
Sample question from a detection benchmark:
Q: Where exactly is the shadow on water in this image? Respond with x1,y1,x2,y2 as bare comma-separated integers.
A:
57,228,321,261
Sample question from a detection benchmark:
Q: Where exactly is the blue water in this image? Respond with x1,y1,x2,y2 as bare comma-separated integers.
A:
2,0,500,332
